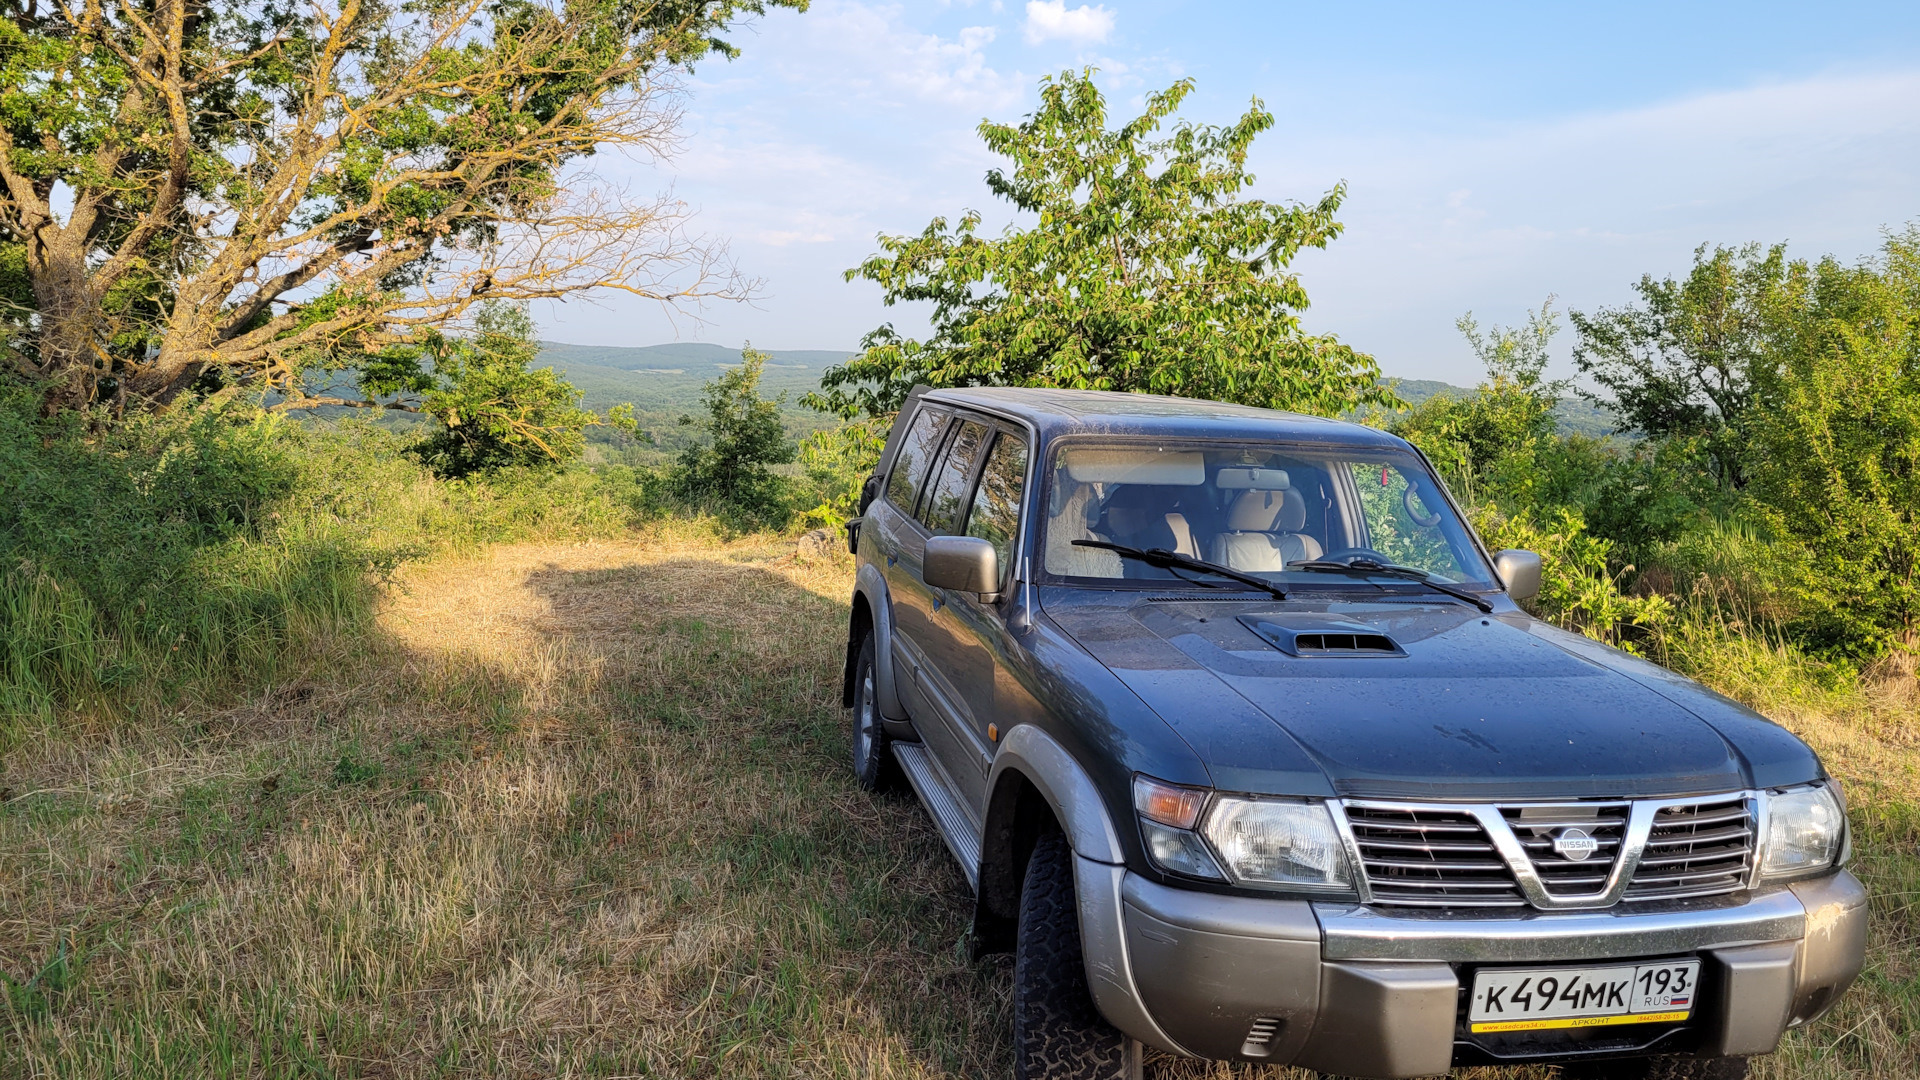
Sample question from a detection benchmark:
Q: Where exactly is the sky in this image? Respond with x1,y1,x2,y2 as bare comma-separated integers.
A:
534,1,1920,385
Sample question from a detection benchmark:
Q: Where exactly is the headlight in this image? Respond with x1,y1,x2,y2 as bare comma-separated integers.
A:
1762,783,1846,880
1203,796,1353,889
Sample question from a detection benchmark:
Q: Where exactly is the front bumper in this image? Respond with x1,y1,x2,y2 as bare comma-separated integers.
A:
1083,859,1867,1079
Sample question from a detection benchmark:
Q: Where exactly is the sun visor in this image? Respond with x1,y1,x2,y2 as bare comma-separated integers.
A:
1061,449,1206,485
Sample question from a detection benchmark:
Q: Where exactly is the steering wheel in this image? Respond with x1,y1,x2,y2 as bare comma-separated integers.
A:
1316,547,1392,566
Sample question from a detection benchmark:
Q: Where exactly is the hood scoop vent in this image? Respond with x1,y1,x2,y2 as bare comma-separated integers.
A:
1295,632,1398,654
1240,616,1405,657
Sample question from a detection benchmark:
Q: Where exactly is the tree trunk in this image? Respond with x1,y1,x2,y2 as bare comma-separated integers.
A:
28,242,104,413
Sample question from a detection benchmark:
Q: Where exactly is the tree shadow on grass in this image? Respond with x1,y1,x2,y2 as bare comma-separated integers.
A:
503,554,1016,1076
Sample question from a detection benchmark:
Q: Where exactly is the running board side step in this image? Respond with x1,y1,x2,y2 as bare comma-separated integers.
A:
893,742,982,892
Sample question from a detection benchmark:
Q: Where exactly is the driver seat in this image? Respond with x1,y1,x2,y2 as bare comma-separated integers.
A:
1210,489,1323,571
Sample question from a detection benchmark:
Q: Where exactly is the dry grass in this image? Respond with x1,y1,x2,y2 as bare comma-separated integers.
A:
1,527,1915,1078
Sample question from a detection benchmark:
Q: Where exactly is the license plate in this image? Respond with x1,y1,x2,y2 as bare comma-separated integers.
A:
1468,960,1700,1034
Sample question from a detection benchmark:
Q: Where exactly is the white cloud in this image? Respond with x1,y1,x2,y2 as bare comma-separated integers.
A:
1023,0,1113,46
1255,70,1920,382
748,2,1022,110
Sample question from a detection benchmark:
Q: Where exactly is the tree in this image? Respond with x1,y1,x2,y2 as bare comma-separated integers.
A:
1741,229,1920,659
665,346,793,522
0,0,798,414
1393,299,1566,491
407,302,633,477
808,70,1397,420
1569,244,1797,488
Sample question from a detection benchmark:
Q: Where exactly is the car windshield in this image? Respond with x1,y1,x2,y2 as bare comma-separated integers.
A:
1040,440,1495,587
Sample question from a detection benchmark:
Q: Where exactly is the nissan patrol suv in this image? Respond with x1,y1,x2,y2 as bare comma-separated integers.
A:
839,387,1865,1080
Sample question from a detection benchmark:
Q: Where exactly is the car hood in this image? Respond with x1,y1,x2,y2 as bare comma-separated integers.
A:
1041,590,1823,800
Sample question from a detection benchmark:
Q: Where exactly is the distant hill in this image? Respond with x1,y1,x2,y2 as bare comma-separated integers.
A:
535,341,1622,442
540,341,855,373
534,343,853,456
1383,376,1621,440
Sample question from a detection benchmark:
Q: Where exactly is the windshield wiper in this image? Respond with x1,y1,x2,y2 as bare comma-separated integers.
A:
1071,540,1287,601
1289,558,1495,613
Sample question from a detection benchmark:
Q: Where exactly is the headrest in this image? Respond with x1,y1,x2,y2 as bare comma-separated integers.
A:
1100,484,1181,512
1226,488,1307,532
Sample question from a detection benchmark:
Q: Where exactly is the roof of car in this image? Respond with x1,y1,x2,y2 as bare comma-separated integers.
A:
919,386,1408,449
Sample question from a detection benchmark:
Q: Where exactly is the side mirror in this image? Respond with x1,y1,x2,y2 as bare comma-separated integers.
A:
1493,549,1542,603
924,535,1000,600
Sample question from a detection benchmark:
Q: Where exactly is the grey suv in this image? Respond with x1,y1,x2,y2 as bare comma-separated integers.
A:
839,387,1865,1080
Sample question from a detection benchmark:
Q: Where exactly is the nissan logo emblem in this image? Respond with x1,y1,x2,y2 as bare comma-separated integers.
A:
1554,827,1600,862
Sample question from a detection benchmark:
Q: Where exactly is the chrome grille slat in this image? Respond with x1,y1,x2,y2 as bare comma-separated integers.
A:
1366,856,1509,871
1636,849,1751,869
1643,825,1752,847
1630,866,1749,886
1359,838,1501,853
1653,806,1748,827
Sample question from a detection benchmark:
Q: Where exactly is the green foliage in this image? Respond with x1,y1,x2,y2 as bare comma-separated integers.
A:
1393,300,1566,493
1740,230,1920,659
0,380,663,728
407,303,636,479
1394,302,1677,651
1477,506,1674,651
2,0,796,408
660,348,796,526
793,419,887,529
810,70,1398,420
1415,231,1920,667
0,389,378,725
1570,243,1795,488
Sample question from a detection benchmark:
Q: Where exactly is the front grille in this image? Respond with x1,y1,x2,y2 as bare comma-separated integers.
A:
1623,795,1755,901
1346,805,1524,907
1502,802,1629,899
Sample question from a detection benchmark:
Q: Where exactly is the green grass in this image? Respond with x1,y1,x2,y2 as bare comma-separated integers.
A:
0,391,662,735
2,388,1915,1077
2,529,1915,1078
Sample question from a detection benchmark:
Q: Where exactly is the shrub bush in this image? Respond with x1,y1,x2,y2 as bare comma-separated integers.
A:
0,390,386,726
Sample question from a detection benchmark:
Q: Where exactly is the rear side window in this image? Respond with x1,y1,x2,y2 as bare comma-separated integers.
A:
966,431,1028,586
920,420,989,534
884,407,947,512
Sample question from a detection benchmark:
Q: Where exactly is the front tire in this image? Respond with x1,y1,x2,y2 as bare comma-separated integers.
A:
849,634,899,792
1561,1055,1750,1080
1013,830,1130,1080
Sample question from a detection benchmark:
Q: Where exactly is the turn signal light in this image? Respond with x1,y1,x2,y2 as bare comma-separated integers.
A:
1133,776,1207,829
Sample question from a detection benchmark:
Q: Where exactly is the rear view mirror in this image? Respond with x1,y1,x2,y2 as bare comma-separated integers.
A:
924,535,1000,600
1493,549,1542,603
1215,467,1290,491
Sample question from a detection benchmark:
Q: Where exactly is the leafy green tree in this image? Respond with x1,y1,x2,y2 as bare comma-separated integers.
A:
794,419,887,528
1741,229,1920,658
0,0,795,413
408,303,633,478
666,347,794,522
809,70,1397,420
1569,244,1796,488
1392,300,1567,502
